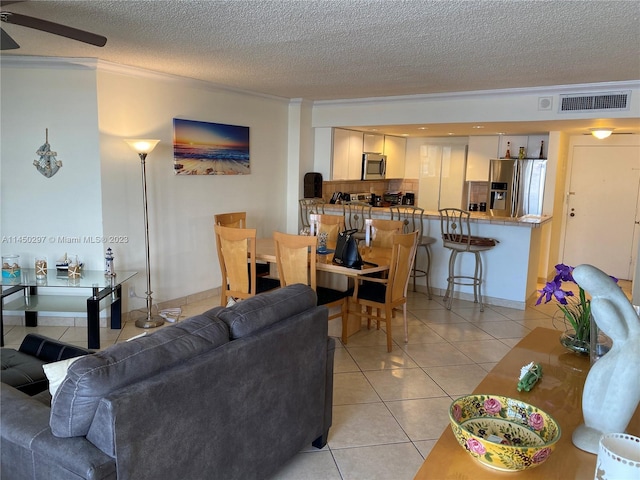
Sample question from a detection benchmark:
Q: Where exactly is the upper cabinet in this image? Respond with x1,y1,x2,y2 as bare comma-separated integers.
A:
466,136,499,181
497,135,547,159
332,128,363,180
383,135,406,179
467,134,549,181
363,133,384,153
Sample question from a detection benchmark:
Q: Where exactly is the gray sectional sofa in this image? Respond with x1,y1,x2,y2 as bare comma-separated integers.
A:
1,284,335,480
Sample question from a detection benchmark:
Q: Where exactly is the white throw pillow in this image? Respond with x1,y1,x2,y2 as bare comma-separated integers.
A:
42,356,82,399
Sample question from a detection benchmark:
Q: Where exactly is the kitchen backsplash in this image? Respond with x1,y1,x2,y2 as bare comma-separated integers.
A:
323,178,418,203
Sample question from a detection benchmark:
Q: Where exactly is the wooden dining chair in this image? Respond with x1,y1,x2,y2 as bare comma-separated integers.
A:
351,231,419,352
215,211,270,277
273,231,350,343
214,224,280,306
214,212,246,229
309,213,346,243
364,218,404,248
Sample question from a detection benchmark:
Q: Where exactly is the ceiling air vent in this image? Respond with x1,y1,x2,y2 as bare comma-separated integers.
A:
559,91,630,113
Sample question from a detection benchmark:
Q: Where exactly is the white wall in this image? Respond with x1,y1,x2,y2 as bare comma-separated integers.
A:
96,66,290,303
1,57,291,311
0,62,104,270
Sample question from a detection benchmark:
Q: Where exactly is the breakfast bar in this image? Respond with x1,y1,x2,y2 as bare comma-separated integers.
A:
321,204,552,309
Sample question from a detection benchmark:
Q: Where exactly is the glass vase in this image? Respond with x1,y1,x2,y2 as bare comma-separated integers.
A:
559,329,590,356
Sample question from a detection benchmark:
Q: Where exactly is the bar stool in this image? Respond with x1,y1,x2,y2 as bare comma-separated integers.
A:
344,201,372,242
438,208,499,311
299,198,325,231
391,206,437,298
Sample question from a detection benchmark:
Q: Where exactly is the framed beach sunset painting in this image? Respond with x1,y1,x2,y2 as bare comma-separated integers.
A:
173,118,250,175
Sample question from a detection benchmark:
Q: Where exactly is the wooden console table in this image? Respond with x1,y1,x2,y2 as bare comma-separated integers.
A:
414,327,640,479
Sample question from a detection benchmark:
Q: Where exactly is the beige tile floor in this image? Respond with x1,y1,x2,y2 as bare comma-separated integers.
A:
2,280,631,480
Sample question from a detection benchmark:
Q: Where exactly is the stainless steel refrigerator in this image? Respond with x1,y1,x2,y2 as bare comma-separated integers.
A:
488,158,547,217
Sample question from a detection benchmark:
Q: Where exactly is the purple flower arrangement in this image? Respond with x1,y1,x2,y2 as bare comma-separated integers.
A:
536,263,618,342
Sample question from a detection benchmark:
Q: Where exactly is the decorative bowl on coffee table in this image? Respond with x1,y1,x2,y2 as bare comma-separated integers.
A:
449,394,561,471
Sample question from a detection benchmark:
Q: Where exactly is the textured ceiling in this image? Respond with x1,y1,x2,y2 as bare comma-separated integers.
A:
1,0,639,135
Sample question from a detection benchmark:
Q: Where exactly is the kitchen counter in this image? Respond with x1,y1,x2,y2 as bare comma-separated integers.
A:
321,204,553,309
350,206,551,227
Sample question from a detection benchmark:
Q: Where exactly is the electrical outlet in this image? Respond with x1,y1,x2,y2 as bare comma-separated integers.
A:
129,286,135,298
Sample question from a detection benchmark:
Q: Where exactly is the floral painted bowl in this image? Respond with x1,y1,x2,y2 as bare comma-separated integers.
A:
449,394,561,471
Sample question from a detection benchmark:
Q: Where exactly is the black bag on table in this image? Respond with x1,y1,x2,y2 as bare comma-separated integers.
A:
333,229,362,269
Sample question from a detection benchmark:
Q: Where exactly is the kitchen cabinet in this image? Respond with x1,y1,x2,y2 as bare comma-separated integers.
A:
498,135,529,159
418,143,467,211
363,133,384,153
466,136,499,181
383,135,406,178
332,128,363,180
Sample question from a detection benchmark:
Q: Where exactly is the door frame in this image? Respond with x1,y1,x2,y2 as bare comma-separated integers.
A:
558,134,640,282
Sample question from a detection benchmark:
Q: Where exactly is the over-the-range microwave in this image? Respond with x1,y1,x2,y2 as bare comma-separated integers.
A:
361,153,386,180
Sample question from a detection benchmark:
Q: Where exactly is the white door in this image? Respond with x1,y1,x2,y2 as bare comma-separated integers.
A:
563,145,640,280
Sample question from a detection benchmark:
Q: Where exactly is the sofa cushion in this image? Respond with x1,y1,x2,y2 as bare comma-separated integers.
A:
218,283,318,339
50,310,229,438
0,348,48,396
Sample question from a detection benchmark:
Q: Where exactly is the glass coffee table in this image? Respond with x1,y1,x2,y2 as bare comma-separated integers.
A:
1,269,137,349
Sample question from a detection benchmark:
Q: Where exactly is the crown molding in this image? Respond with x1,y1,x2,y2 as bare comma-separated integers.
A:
0,55,290,103
3,55,638,108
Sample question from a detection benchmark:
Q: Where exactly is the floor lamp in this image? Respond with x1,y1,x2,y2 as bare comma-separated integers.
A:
124,139,164,328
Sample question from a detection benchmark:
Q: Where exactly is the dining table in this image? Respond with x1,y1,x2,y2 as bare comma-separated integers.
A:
255,237,392,337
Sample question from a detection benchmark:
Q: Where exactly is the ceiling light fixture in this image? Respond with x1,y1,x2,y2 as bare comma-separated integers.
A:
590,128,614,139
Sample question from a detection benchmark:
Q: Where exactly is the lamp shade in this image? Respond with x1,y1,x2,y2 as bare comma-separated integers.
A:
590,129,613,140
125,139,160,154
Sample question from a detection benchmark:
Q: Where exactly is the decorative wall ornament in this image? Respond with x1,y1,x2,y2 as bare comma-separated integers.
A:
33,128,62,178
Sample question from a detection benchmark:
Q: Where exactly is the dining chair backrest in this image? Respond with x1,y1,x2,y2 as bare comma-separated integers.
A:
345,201,372,233
214,224,258,305
273,232,317,290
352,230,419,352
364,218,404,248
299,199,325,230
214,212,247,229
390,206,425,243
387,230,420,303
309,213,346,243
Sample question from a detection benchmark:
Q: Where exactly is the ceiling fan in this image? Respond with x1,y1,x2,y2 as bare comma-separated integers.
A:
0,1,106,50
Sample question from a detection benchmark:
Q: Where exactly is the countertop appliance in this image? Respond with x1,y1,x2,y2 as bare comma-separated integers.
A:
362,153,386,180
383,192,402,205
402,193,415,205
489,158,547,217
346,192,371,203
370,194,382,207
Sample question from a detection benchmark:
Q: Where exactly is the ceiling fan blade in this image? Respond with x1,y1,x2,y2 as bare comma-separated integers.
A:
1,26,19,49
1,12,106,47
